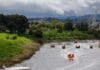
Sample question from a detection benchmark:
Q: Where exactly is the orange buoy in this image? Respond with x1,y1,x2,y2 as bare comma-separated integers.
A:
67,53,75,61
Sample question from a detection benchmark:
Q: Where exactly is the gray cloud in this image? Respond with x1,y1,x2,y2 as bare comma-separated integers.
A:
0,0,100,17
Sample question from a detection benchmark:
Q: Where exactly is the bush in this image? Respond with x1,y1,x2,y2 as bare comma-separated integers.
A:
43,29,92,40
12,35,17,40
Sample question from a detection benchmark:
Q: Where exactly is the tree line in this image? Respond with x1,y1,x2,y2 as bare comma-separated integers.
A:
0,14,29,34
0,14,100,39
29,18,90,38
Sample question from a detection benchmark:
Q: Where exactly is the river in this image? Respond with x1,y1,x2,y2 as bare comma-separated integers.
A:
15,40,100,70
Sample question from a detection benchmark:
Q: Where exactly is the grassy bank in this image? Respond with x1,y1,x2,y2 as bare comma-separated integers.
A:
0,33,41,67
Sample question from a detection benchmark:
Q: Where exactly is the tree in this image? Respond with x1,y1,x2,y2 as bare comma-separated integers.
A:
51,20,59,30
64,18,73,31
50,20,64,32
29,23,43,38
0,14,7,32
6,14,29,34
7,22,17,33
0,14,5,24
76,20,89,31
56,22,64,32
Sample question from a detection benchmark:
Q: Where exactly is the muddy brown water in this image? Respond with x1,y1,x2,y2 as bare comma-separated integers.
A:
11,40,100,70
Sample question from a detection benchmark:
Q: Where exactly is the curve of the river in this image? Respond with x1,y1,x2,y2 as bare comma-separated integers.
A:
15,40,100,70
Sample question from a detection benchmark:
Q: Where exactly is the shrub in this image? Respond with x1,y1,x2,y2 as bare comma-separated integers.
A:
43,29,91,40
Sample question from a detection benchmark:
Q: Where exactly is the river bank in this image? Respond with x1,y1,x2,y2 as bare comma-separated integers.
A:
0,33,42,68
0,42,41,68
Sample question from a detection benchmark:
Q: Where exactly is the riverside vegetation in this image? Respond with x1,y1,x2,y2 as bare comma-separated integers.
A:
0,33,41,67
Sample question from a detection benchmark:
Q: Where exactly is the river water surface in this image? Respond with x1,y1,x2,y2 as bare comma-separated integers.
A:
15,40,100,70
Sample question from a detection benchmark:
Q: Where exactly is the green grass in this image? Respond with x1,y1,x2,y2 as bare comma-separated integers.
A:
0,33,32,61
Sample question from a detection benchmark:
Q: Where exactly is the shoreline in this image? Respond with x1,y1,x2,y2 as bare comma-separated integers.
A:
0,39,99,68
0,42,41,68
40,39,100,43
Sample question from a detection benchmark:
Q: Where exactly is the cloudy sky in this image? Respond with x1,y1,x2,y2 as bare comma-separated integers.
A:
0,0,100,18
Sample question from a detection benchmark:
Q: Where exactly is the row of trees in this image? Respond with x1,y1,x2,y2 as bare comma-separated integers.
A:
0,14,99,39
0,14,29,34
29,18,90,38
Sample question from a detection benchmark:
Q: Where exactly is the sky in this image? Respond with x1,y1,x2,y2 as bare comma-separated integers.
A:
0,0,100,18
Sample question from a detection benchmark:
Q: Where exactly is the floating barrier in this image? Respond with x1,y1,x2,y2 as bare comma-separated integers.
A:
76,45,80,49
62,45,66,49
50,45,55,48
90,45,93,49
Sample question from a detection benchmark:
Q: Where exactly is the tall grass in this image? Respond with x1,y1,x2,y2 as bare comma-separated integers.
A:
0,33,32,61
